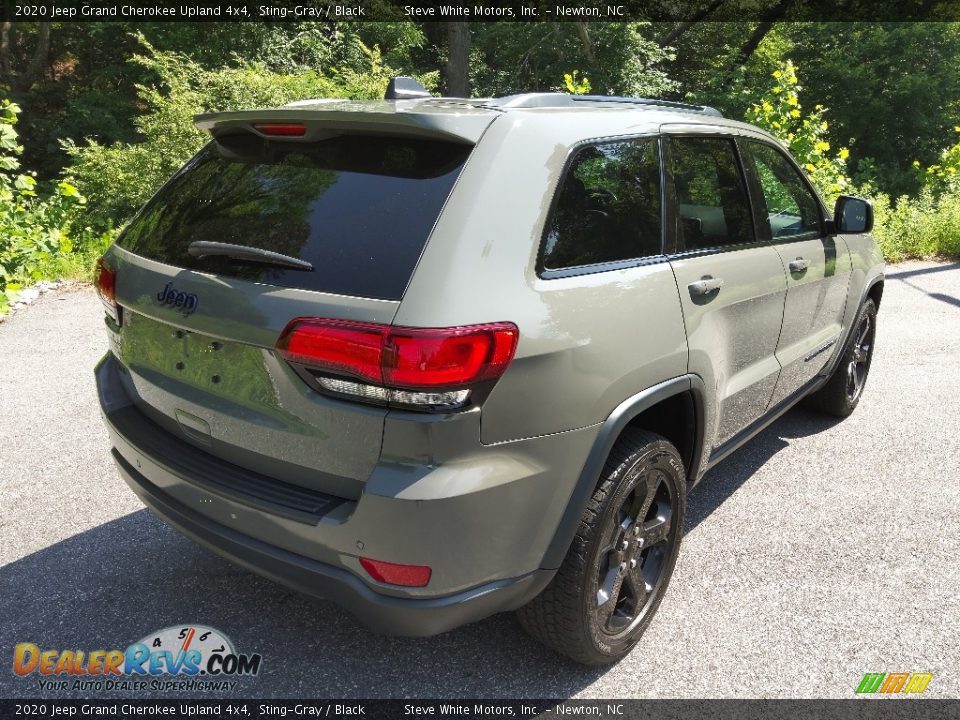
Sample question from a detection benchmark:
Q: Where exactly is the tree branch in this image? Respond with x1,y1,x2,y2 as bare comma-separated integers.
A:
657,0,727,47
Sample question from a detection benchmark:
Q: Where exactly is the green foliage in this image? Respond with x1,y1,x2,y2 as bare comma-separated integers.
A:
787,22,960,199
913,128,960,196
745,61,852,204
563,71,592,95
471,23,675,97
871,189,960,262
873,129,960,262
746,61,960,261
0,100,87,314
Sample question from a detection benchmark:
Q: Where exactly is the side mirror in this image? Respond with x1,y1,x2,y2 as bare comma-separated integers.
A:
834,195,874,234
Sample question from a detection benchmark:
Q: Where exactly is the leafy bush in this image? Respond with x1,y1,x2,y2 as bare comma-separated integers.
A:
745,61,852,205
913,128,960,197
871,189,960,262
64,36,430,232
0,100,88,314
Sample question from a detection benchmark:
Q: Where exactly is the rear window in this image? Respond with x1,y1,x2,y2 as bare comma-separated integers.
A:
116,134,472,300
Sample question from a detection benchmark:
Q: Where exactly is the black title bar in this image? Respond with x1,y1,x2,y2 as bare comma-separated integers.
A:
2,699,960,719
2,0,960,23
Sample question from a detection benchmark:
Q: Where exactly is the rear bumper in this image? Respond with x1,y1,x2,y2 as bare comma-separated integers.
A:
95,352,597,635
114,447,551,636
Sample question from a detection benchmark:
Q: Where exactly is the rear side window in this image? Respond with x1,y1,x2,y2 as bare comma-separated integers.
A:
670,137,754,251
542,139,662,271
116,135,471,300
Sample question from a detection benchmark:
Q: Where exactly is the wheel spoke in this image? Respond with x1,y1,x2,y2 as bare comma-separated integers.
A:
847,361,859,397
624,565,651,606
638,513,671,549
596,562,626,625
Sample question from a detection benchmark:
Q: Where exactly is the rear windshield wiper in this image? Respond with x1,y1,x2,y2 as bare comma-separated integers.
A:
187,241,313,271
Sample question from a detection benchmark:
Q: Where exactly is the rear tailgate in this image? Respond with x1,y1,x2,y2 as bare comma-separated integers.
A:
102,108,491,499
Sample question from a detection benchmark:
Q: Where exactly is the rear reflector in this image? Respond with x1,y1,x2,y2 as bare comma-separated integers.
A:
276,319,518,409
360,558,432,587
252,122,307,137
94,258,118,321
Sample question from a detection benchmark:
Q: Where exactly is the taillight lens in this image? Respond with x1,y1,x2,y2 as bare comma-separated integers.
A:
277,320,386,384
276,319,518,410
94,258,118,321
359,558,432,587
252,122,306,137
385,326,518,389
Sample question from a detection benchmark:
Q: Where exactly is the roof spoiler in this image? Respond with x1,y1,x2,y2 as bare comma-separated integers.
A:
385,77,431,101
194,107,491,144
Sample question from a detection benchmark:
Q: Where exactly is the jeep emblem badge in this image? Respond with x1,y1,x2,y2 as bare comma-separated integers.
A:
157,281,199,317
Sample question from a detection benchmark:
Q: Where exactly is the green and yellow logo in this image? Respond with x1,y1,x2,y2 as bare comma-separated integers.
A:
856,672,933,694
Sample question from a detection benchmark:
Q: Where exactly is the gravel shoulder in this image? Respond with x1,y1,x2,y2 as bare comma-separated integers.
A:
1,262,958,699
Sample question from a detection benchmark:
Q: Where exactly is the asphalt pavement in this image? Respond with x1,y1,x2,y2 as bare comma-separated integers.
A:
1,262,958,699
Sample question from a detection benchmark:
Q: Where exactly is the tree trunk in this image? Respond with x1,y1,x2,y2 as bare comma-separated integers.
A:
0,22,52,94
575,22,598,69
445,22,470,97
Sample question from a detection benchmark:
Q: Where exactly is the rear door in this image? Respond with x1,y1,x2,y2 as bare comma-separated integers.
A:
664,133,788,449
739,139,851,405
105,130,473,499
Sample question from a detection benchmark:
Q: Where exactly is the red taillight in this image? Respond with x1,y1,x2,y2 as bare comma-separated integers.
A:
277,320,386,384
276,319,519,395
252,123,306,137
385,325,518,389
359,557,432,587
94,258,118,320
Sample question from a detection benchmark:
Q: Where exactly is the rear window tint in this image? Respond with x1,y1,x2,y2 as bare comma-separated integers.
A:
116,135,471,300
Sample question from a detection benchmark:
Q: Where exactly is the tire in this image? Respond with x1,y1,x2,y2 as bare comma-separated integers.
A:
516,429,686,665
804,298,877,418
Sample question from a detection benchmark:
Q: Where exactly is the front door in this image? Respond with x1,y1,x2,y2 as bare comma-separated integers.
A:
739,139,851,406
665,135,788,449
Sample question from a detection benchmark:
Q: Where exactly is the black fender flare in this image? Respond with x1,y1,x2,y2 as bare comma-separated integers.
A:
540,374,706,570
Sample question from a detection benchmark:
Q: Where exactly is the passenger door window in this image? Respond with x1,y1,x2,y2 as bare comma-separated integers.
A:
542,139,661,271
670,137,754,251
744,141,823,241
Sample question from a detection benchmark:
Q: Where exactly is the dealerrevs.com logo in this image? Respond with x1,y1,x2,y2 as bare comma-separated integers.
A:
12,625,262,692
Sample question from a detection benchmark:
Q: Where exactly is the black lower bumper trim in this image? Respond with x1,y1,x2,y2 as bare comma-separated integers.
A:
113,450,553,637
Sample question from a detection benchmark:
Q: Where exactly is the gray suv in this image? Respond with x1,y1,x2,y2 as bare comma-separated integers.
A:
94,79,884,665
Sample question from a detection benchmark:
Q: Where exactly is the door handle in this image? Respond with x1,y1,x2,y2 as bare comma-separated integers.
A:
788,257,809,274
688,276,724,296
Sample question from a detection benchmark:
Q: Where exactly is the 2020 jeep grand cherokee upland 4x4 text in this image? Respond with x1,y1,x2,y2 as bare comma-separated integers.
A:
94,79,884,665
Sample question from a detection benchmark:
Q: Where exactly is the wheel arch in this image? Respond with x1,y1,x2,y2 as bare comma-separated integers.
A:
867,278,884,308
540,375,706,570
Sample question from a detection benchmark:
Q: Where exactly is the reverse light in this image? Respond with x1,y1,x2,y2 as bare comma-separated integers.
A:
359,558,432,587
94,258,118,321
252,122,307,137
276,319,519,410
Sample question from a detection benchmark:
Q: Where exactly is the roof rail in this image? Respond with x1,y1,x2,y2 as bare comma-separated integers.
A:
487,92,722,117
574,95,723,117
